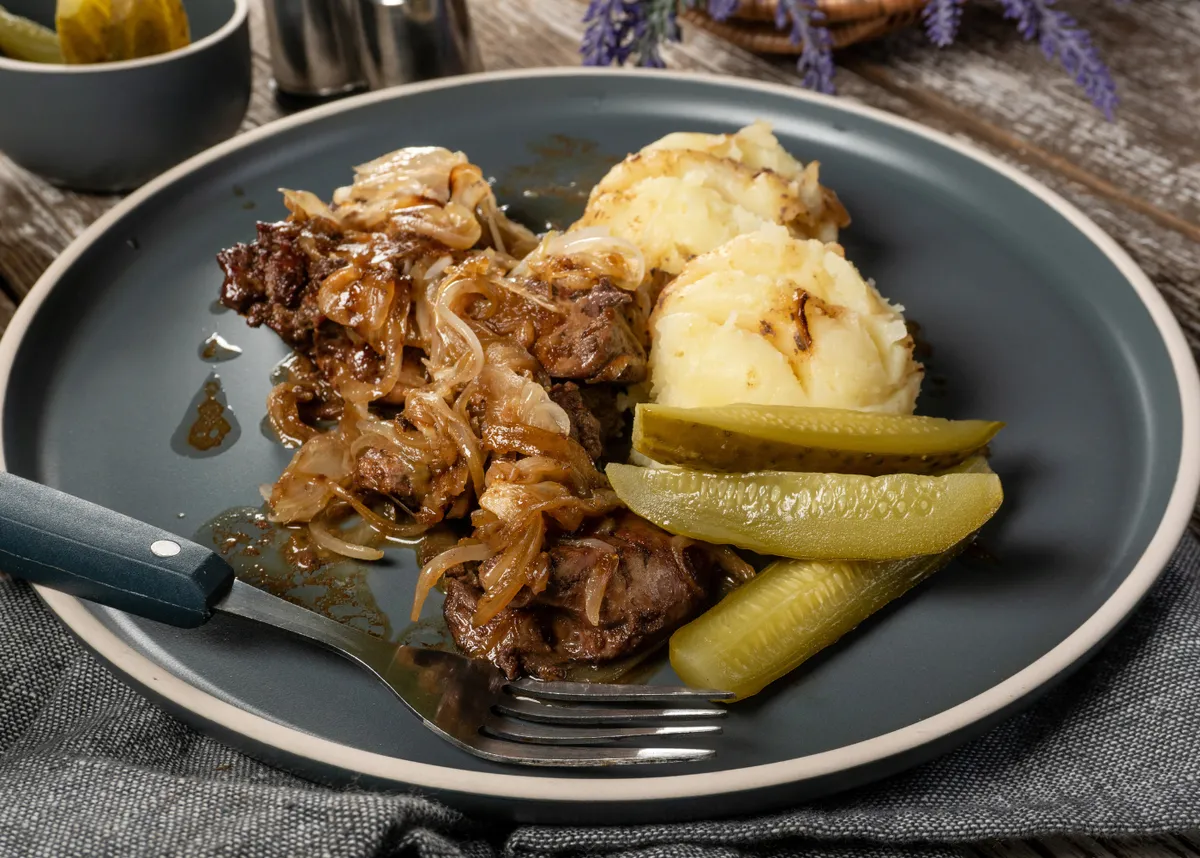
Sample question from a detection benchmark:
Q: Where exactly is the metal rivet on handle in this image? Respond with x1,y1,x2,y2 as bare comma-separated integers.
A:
151,540,181,558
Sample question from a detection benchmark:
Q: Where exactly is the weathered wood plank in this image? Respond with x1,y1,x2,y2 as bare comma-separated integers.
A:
839,0,1200,231
0,285,14,332
0,155,118,296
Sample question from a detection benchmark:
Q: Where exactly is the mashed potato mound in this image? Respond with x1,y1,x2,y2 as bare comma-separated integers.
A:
574,122,849,278
649,226,922,414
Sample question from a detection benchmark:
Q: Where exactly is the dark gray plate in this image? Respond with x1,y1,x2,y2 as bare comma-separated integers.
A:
1,70,1197,824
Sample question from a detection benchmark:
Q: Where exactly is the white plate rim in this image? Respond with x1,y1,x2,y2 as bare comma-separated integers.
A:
1,67,1197,805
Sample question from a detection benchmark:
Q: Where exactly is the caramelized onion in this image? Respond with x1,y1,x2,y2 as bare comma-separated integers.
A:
282,188,339,225
266,382,318,448
412,541,494,620
564,538,620,627
268,434,354,523
317,265,394,346
479,365,570,437
331,146,467,230
431,271,487,391
394,203,482,250
339,313,408,405
534,227,646,290
421,254,454,288
326,482,428,539
308,511,385,561
474,517,544,625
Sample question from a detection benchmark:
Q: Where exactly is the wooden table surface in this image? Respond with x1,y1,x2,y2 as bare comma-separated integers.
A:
1,1,1197,855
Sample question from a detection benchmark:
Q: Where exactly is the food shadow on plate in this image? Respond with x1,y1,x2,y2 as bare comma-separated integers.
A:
932,457,1067,594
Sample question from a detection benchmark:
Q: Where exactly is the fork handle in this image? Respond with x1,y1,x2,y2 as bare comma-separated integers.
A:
0,472,234,627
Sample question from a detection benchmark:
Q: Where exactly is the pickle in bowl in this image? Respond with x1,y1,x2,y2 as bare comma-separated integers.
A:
605,463,1003,560
0,6,62,63
633,403,1004,476
670,547,965,700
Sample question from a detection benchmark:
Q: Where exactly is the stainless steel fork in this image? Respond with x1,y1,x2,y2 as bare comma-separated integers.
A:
0,472,731,766
221,579,731,765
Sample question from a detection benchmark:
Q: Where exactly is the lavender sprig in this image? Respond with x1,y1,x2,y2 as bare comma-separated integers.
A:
997,0,1118,119
582,0,1117,120
922,0,963,46
775,0,836,94
633,0,682,67
702,0,742,20
581,0,635,66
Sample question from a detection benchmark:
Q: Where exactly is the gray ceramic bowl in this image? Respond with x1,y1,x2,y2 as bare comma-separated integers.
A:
0,0,250,192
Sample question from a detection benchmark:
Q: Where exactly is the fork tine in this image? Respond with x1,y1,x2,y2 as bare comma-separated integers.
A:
483,715,721,745
496,695,726,725
508,677,735,703
469,736,715,766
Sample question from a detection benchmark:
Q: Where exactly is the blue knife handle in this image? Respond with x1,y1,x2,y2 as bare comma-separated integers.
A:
0,472,234,627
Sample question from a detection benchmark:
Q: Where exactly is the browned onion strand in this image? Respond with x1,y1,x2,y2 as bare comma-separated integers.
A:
564,538,621,627
412,541,494,620
326,481,428,539
474,516,546,626
309,507,385,561
266,382,319,448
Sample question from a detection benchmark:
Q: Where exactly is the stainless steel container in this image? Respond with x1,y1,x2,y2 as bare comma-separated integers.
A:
262,0,366,97
351,0,482,91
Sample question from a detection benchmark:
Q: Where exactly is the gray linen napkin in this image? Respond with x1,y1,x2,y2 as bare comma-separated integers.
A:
1,533,1198,858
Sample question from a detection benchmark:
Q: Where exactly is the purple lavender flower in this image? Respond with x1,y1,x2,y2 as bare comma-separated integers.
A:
633,0,682,67
922,0,963,47
705,0,741,20
581,0,634,66
583,0,682,68
775,0,836,94
581,0,1118,119
681,0,740,22
997,0,1118,119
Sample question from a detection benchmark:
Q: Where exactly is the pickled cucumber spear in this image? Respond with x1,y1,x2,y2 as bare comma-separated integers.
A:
0,6,62,62
634,404,1003,476
670,547,964,699
606,463,1003,560
668,457,997,699
53,0,190,64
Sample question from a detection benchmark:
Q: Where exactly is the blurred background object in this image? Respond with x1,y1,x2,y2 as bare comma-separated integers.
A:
583,0,1119,119
261,0,364,96
351,0,480,90
261,0,481,99
0,0,251,192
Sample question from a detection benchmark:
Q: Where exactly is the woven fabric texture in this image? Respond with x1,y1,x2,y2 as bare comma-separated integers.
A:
1,534,1197,858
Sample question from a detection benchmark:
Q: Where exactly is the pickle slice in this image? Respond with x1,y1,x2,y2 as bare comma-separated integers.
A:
107,0,189,61
56,0,111,64
606,463,1002,560
670,547,963,700
634,404,1003,476
0,6,62,62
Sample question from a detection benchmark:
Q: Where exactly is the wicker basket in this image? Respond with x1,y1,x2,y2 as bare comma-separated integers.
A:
682,0,927,50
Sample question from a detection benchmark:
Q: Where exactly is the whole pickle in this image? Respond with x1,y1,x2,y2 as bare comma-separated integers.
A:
606,463,1003,560
634,403,1003,476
